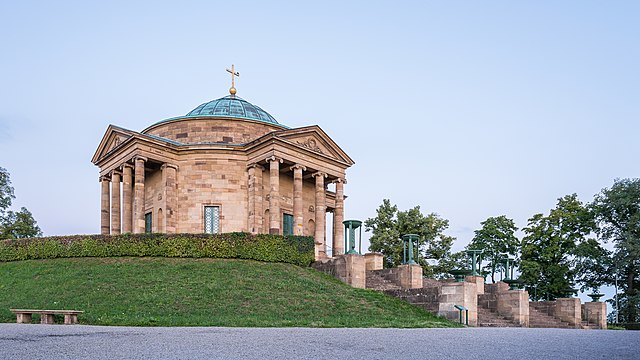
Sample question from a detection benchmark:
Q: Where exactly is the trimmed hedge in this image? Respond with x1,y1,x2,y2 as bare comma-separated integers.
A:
0,233,315,267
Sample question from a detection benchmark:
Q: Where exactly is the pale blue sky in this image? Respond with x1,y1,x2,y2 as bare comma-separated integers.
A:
1,0,638,260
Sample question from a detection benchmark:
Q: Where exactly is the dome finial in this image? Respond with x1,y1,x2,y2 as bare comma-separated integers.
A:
226,64,239,96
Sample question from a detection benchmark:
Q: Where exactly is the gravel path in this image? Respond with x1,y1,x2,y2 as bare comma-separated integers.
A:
0,324,637,359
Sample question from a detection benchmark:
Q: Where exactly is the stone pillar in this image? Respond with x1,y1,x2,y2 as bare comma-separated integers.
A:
133,156,147,233
583,301,607,329
332,178,345,256
291,164,306,236
267,156,282,235
398,264,423,289
162,163,178,233
554,298,582,328
313,172,327,259
364,252,384,271
439,282,478,326
110,170,122,235
496,290,530,327
122,164,133,233
100,176,110,235
247,164,265,234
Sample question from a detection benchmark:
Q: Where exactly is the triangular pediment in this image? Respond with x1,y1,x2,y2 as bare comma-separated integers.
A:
275,126,354,165
91,125,136,164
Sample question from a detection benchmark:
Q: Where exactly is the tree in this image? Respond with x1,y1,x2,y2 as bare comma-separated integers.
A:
0,167,15,215
591,178,640,324
467,215,519,283
0,207,42,239
521,194,596,300
0,167,42,239
365,199,456,278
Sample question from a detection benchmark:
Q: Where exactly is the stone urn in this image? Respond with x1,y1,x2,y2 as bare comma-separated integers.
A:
587,293,604,302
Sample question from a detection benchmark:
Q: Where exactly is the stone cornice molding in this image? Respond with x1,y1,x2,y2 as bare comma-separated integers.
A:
265,155,283,164
290,164,307,172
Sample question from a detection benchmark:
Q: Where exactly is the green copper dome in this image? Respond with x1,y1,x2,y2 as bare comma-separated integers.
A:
186,95,279,125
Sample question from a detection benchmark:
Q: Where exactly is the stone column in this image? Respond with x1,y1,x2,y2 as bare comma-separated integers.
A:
247,164,264,234
266,156,282,235
122,164,133,233
291,164,306,236
100,176,110,235
110,170,122,235
162,163,178,233
332,178,345,256
133,156,147,233
313,172,327,259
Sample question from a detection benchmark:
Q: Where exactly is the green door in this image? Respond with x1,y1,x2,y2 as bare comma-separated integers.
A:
283,214,294,236
145,212,152,233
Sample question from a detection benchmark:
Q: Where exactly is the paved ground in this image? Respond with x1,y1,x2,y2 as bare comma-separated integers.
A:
0,324,638,359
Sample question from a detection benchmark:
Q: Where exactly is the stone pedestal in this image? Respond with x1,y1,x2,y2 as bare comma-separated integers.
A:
438,282,478,326
364,253,383,271
555,298,582,328
465,275,485,295
397,264,423,289
496,290,530,327
312,254,365,289
583,301,607,329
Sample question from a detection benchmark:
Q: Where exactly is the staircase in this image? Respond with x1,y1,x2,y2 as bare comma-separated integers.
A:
477,291,523,327
529,302,573,329
365,270,401,291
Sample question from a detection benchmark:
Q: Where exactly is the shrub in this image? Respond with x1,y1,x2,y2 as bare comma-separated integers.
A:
0,233,315,267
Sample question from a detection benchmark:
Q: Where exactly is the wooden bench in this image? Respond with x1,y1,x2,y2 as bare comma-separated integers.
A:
10,309,83,325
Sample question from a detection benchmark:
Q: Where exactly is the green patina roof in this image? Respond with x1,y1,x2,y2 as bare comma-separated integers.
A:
186,95,279,124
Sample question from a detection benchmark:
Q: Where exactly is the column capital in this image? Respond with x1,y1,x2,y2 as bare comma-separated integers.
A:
161,163,178,171
290,164,307,172
331,177,347,184
312,171,328,179
133,155,148,163
99,175,110,182
122,163,134,170
247,163,265,171
110,169,122,177
265,155,283,164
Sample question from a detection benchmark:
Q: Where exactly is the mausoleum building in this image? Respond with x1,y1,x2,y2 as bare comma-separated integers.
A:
92,77,354,260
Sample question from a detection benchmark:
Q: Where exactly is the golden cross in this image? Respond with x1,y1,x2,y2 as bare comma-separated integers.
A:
226,64,239,95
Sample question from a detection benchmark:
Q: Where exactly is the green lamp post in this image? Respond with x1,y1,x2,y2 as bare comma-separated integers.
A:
465,249,483,276
402,234,419,265
343,220,362,255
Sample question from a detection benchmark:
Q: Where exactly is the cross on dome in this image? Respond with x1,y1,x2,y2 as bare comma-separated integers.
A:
226,64,239,96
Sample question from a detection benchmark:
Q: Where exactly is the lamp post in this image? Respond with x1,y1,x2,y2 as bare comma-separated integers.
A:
343,220,362,255
402,234,419,265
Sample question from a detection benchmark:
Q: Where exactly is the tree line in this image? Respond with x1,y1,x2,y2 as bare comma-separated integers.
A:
365,178,640,325
0,167,41,240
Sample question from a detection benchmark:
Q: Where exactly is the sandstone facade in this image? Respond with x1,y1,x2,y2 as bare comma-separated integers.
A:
92,94,354,260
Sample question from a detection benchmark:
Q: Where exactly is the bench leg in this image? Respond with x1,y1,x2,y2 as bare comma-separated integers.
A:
16,313,32,324
64,314,78,325
41,314,55,324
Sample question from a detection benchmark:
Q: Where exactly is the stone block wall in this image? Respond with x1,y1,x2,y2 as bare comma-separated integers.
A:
312,254,365,288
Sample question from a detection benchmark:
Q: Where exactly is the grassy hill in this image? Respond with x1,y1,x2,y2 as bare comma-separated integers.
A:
0,257,458,328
